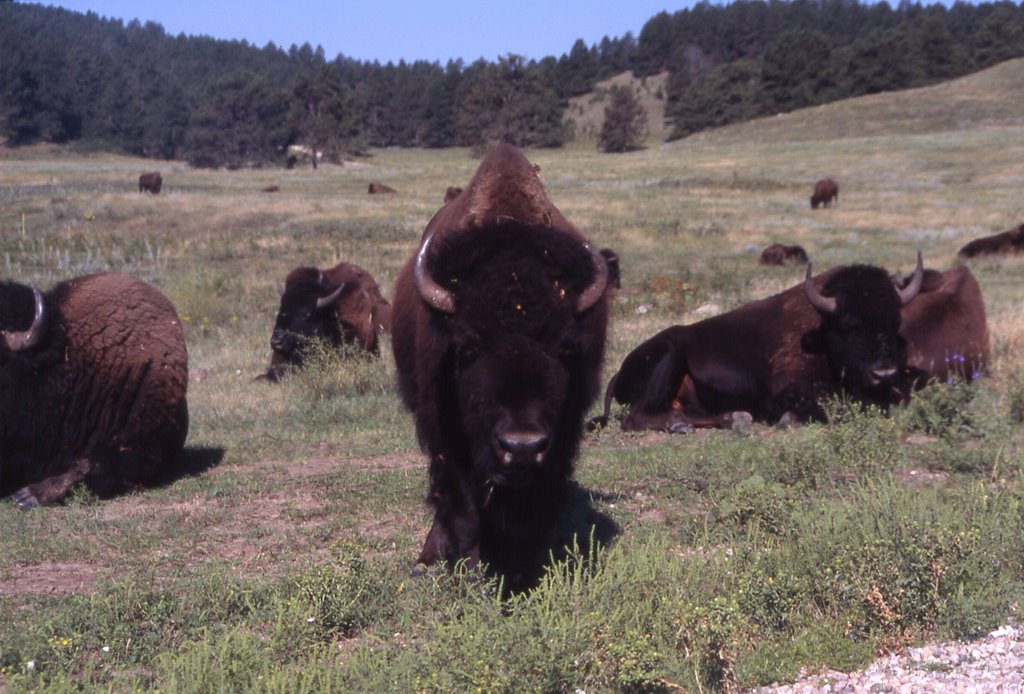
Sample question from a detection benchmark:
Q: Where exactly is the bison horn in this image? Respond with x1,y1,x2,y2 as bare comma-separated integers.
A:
896,252,924,306
3,287,46,352
413,232,455,314
276,280,285,297
804,264,837,314
316,283,346,310
576,242,609,313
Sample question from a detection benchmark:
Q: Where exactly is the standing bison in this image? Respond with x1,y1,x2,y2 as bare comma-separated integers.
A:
760,243,809,266
810,178,838,209
261,262,392,382
1,273,189,507
138,172,163,194
594,255,925,432
957,224,1024,259
391,144,611,583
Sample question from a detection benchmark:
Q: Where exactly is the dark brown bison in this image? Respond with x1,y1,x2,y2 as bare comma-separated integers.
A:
900,265,989,388
1,273,189,507
957,224,1024,259
444,186,463,203
810,178,838,209
593,255,925,432
391,144,611,583
261,185,281,193
261,263,392,382
138,171,163,194
368,182,397,195
760,243,809,266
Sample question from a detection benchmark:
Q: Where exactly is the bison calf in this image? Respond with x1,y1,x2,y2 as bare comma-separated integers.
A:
261,262,392,381
1,273,189,507
392,144,611,586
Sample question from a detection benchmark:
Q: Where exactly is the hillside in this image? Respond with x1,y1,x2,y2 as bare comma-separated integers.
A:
686,56,1024,145
564,71,670,144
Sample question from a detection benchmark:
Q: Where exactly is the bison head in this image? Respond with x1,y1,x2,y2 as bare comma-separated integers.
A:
266,268,348,377
804,254,923,402
415,223,608,492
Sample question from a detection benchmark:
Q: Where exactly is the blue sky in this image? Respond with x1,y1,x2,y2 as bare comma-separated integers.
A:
33,1,686,64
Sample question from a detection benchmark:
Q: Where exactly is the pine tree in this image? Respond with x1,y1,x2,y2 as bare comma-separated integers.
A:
598,85,647,153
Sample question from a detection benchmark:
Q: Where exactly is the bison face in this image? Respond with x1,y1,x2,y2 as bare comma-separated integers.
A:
269,273,346,368
805,257,923,403
452,325,579,489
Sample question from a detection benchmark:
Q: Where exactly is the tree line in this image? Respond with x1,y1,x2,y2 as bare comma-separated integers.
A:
2,1,1022,167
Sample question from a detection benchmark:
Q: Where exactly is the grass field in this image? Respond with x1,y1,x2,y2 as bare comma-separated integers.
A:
1,58,1024,692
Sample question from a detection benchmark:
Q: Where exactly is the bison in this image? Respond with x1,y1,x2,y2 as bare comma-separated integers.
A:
957,224,1024,259
760,243,809,266
900,265,989,389
261,263,392,382
138,171,163,194
391,144,611,583
594,255,925,432
1,273,189,507
600,248,622,289
810,178,838,209
444,186,463,203
368,182,397,195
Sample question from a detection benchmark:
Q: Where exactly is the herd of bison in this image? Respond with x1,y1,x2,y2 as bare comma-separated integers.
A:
2,145,1021,588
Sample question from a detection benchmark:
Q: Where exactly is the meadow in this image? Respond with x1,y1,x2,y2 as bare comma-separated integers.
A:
1,58,1023,692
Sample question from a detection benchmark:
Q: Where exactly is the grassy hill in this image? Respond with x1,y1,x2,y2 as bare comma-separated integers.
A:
1,58,1023,692
564,70,671,145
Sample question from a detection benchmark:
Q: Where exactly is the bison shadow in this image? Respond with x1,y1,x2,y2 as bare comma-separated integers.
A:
152,446,225,489
503,480,621,594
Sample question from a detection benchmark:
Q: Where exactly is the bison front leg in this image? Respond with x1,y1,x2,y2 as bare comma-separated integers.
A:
10,458,93,508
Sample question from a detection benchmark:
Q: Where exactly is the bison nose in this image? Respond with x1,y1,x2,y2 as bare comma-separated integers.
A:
495,430,550,467
270,331,289,352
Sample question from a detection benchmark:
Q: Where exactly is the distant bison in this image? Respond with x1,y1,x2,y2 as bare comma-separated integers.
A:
594,255,925,432
810,178,838,209
261,262,392,381
444,186,463,203
368,182,397,195
1,273,189,507
957,224,1024,259
392,144,611,583
900,265,989,389
760,243,809,266
138,171,163,194
261,185,280,193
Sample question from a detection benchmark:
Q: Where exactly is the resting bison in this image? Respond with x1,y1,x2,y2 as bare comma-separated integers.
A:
261,185,280,193
760,243,809,266
392,144,611,583
368,182,397,195
900,266,989,388
810,178,838,209
957,224,1024,259
444,186,463,203
261,263,392,382
138,172,163,194
1,273,189,507
594,255,925,432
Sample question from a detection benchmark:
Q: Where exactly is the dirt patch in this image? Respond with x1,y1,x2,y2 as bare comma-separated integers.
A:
0,562,100,596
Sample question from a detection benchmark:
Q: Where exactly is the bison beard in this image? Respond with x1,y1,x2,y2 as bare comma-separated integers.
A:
1,273,189,507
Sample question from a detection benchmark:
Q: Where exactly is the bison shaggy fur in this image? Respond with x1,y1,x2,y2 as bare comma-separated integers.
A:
1,273,188,507
391,144,610,584
262,263,392,381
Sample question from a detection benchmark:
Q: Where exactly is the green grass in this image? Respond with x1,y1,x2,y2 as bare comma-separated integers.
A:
2,58,1024,691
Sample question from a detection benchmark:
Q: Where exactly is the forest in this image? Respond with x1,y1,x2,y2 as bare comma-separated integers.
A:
2,0,1023,166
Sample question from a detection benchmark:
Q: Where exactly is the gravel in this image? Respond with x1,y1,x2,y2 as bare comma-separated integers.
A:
751,624,1024,693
